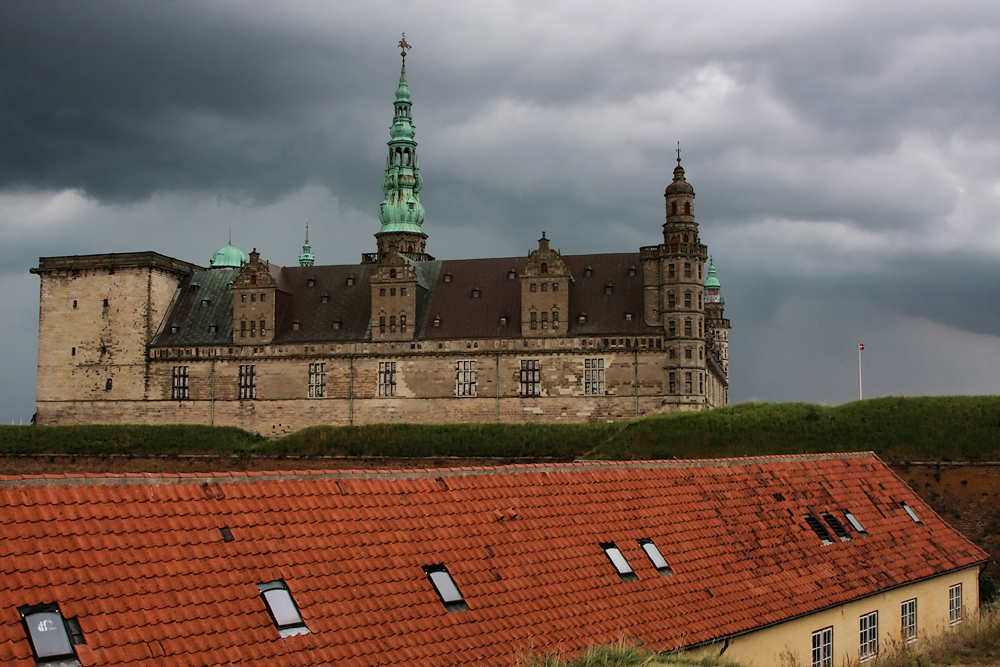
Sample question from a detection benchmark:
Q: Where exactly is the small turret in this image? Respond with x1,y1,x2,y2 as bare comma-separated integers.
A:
298,223,315,267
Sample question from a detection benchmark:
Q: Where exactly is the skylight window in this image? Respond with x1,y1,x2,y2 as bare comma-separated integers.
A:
822,513,851,541
804,515,835,546
18,603,80,662
601,542,638,581
423,564,468,612
257,581,309,637
638,538,673,575
903,504,922,524
844,511,867,534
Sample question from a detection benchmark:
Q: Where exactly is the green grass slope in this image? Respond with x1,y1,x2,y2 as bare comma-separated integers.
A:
1,396,999,462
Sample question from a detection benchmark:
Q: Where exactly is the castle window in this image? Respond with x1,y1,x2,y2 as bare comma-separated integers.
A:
669,372,676,393
251,275,257,285
72,299,78,309
698,321,703,337
18,603,81,663
307,279,315,287
456,360,476,396
346,277,355,286
859,611,878,661
541,263,548,273
541,311,548,329
332,321,341,330
172,366,190,400
638,538,673,575
585,358,605,395
668,264,675,278
685,292,692,308
71,347,76,356
698,265,703,279
380,288,386,296
900,599,917,643
684,263,692,278
390,315,396,333
105,378,112,391
309,363,326,398
400,315,407,333
552,311,559,329
699,373,704,393
683,235,688,242
628,266,637,276
378,361,397,397
520,359,541,396
472,288,481,298
584,267,593,277
240,320,247,337
209,324,217,334
625,313,633,321
423,565,468,613
103,298,109,307
379,316,386,334
669,321,676,337
685,372,692,393
260,293,266,302
553,282,559,291
530,311,537,330
656,339,662,348
321,295,328,304
600,543,637,582
444,273,452,283
668,347,676,359
671,202,677,215
251,293,256,302
530,283,537,292
201,299,210,307
604,283,613,295
500,315,508,325
685,202,691,215
170,325,178,334
668,292,676,308
578,313,587,324
390,269,397,278
541,283,548,292
433,317,441,327
684,319,692,336
241,294,247,302
239,365,256,399
699,347,704,359
292,321,300,331
508,270,516,280
390,288,396,296
250,320,256,337
401,287,407,296
698,293,702,308
257,581,309,637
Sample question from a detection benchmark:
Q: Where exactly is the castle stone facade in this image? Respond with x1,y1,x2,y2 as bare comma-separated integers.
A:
32,53,730,436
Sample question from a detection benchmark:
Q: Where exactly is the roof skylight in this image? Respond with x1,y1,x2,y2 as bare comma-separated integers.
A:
638,538,673,575
257,581,309,637
423,564,468,612
18,603,79,662
822,513,851,541
804,515,835,546
903,504,922,524
844,511,867,534
601,543,638,581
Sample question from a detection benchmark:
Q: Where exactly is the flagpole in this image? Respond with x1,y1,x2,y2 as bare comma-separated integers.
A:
858,343,863,401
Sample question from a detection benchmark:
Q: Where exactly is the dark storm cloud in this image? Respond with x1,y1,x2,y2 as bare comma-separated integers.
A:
3,0,1000,420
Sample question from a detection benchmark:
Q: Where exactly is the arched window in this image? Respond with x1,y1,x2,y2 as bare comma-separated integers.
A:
251,275,257,285
541,263,548,273
684,202,691,215
671,202,677,215
390,269,397,278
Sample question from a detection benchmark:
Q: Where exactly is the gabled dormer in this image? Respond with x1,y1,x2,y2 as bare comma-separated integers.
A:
370,249,417,341
232,248,277,344
519,233,570,338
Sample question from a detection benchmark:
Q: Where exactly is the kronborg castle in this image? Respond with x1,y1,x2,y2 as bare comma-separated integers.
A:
32,53,731,436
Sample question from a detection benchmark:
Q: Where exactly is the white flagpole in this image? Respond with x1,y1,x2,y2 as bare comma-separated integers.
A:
858,343,863,400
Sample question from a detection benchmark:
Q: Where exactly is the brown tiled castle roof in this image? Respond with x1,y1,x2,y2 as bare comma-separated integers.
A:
0,454,985,666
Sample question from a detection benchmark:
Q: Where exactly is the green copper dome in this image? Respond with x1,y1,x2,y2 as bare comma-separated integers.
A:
209,243,248,269
704,263,721,289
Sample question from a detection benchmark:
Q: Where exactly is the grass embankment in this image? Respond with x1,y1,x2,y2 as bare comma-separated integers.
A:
2,396,1000,462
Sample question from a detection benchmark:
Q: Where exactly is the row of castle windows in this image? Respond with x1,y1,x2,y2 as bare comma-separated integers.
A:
379,315,407,334
668,371,704,394
241,293,266,303
529,311,559,330
667,318,703,338
379,287,408,297
667,263,701,279
668,346,704,361
667,291,702,309
69,299,109,310
670,202,692,215
239,320,266,337
529,282,559,292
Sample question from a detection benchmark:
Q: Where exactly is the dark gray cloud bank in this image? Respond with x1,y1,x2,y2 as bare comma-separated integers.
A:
3,1,1000,420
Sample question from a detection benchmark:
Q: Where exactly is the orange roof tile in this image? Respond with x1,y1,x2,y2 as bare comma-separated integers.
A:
0,453,986,667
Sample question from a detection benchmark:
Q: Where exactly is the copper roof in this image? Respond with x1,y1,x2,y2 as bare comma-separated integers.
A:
0,454,985,666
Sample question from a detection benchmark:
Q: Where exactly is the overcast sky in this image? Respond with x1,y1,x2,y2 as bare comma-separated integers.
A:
3,1,1000,422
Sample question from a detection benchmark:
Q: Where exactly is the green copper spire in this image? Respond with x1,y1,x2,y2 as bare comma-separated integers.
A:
298,222,315,267
377,34,426,239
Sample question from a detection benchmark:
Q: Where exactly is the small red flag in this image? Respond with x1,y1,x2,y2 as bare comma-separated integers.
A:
859,343,865,351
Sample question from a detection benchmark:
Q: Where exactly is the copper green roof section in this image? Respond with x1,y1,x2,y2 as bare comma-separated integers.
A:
209,243,247,269
704,263,721,289
377,52,425,237
150,269,239,347
298,225,315,267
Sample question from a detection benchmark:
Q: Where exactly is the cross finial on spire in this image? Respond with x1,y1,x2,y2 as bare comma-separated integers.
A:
399,33,411,61
305,219,310,243
676,141,681,165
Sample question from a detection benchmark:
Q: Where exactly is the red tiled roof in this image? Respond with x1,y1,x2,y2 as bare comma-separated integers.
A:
0,454,986,666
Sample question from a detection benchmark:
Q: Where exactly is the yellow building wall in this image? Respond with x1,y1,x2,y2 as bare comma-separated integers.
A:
690,566,980,667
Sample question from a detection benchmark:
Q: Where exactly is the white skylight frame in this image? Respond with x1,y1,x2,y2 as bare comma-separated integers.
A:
423,564,469,612
601,542,638,581
637,538,674,575
257,581,310,637
844,511,867,534
18,602,78,663
902,504,922,524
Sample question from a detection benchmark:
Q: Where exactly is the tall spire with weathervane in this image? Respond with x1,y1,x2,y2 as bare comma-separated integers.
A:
298,221,315,267
375,33,429,260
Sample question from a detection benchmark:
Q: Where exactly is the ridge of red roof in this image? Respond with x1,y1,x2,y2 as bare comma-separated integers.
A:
0,453,986,667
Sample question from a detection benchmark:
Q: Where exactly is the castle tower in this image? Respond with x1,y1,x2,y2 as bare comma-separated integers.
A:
375,35,429,261
704,261,730,383
298,224,315,267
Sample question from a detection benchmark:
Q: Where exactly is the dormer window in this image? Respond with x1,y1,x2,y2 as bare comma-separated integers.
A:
584,267,593,277
578,313,587,324
170,325,178,334
443,273,452,283
292,321,300,331
346,277,355,286
201,299,210,307
472,288,481,298
209,324,218,334
625,313,634,321
307,279,315,287
433,317,441,327
508,270,516,280
604,283,613,295
499,315,508,325
628,266,637,277
332,321,341,330
321,295,329,304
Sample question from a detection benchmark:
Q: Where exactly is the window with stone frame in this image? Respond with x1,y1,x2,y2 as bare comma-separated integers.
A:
584,358,605,395
669,320,676,337
684,291,692,308
389,315,397,333
552,310,559,329
308,363,326,398
699,372,704,394
456,360,476,396
685,348,692,359
400,315,407,333
530,311,537,330
240,319,247,337
378,361,397,397
668,264,676,278
379,315,386,334
668,347,676,359
684,319,692,336
520,359,541,396
669,372,676,393
171,366,190,400
541,311,549,329
684,263,692,278
668,292,676,308
239,365,256,399
684,372,692,394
